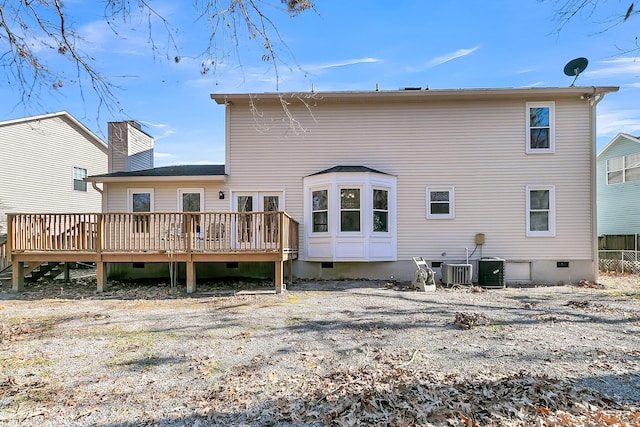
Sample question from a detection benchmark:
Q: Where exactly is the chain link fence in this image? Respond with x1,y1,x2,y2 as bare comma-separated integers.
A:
598,250,640,274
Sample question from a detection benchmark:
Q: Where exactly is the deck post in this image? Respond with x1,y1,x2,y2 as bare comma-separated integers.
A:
185,213,196,293
287,258,293,284
95,214,105,292
275,261,285,293
96,262,107,292
63,262,70,282
12,261,24,292
186,261,196,293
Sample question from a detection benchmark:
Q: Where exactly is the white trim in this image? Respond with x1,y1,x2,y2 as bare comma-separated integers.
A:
526,102,555,154
303,171,397,261
177,188,204,212
338,186,363,235
526,185,556,237
426,186,455,219
310,187,330,235
371,186,390,234
127,188,155,212
87,175,226,183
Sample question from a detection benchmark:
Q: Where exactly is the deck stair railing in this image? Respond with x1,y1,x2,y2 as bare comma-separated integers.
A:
0,238,8,273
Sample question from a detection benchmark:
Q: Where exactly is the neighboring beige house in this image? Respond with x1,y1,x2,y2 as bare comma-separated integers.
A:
85,86,619,286
0,112,108,236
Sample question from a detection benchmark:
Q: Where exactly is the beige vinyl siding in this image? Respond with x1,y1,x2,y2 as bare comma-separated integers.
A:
0,114,107,235
223,96,593,262
104,182,227,213
127,126,154,171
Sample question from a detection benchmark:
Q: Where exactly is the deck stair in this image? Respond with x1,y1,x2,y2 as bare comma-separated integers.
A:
24,262,65,282
0,238,8,274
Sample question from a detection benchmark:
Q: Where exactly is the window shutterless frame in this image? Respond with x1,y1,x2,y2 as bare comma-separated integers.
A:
526,102,555,154
426,186,455,219
525,185,556,237
73,167,87,192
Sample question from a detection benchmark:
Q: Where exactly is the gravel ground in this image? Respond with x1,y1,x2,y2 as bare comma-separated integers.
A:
0,272,639,426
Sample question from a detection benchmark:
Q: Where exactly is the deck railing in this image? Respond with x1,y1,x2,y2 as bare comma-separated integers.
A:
9,212,299,255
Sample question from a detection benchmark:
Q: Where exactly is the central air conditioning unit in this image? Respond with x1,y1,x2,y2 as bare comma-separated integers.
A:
441,263,473,286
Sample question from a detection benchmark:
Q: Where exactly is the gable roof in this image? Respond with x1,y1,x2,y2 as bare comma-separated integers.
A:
597,133,640,159
0,111,107,152
87,164,226,182
308,165,391,176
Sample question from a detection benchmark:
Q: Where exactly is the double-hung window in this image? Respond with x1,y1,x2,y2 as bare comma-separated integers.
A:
426,187,455,219
73,167,87,192
607,154,640,184
373,188,389,232
526,102,555,153
311,189,329,232
526,185,556,236
340,188,361,232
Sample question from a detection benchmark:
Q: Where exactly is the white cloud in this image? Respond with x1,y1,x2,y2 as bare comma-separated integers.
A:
406,46,480,72
584,57,640,79
140,121,176,140
597,111,640,136
309,58,380,71
427,47,480,67
520,81,544,88
153,152,175,159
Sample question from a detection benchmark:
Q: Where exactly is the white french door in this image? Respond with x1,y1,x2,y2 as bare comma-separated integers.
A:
178,188,204,237
234,192,282,248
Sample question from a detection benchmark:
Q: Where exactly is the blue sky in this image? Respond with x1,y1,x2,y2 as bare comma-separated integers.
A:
1,0,639,165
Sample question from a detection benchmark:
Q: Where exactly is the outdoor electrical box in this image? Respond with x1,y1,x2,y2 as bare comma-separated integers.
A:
475,233,485,245
478,257,505,288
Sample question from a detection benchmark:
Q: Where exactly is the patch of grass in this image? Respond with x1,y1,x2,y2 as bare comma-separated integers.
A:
285,317,304,324
200,360,225,377
287,295,301,304
0,354,51,369
101,328,176,368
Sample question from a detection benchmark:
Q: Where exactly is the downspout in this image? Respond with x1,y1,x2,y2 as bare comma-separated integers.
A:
90,181,106,212
589,87,608,282
91,181,103,195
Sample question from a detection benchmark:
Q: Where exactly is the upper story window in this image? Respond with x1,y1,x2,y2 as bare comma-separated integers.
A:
526,185,556,237
426,187,455,219
340,188,361,232
373,188,389,232
607,153,640,184
73,167,87,192
312,189,328,233
526,102,555,154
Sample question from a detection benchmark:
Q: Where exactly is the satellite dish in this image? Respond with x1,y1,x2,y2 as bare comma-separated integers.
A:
563,57,588,86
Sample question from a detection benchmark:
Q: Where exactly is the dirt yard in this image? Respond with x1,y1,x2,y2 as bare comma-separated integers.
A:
0,272,639,426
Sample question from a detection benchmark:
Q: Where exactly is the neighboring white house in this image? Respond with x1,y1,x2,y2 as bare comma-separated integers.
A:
0,112,108,236
89,86,618,285
597,133,640,236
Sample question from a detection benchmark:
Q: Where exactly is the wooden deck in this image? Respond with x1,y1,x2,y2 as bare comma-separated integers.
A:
7,212,299,293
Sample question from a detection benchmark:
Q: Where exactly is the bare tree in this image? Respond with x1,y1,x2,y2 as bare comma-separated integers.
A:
549,1,639,54
0,0,314,115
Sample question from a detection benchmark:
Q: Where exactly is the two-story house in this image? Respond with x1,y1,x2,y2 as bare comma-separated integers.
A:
7,86,618,291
